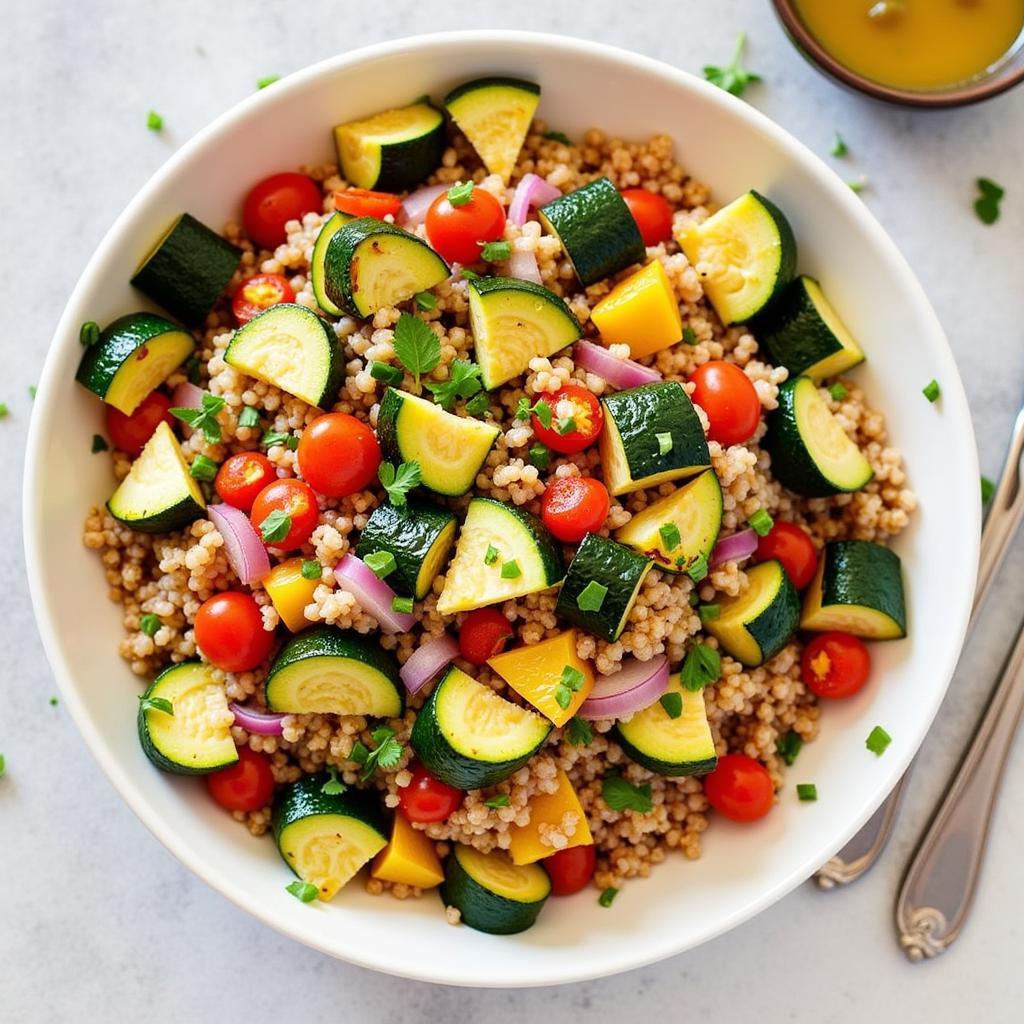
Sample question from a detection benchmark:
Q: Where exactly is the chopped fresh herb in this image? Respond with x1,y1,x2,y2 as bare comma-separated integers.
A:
378,460,421,508
680,642,721,692
776,730,803,766
577,580,608,612
543,130,572,145
515,396,552,428
238,405,261,428
601,775,653,813
259,508,292,545
364,550,397,579
748,507,773,537
465,392,492,417
922,379,941,403
500,559,521,579
698,603,720,623
80,321,100,346
447,180,475,207
392,595,414,614
257,74,280,89
425,359,483,410
866,725,892,756
171,393,226,444
415,290,437,311
300,559,322,581
598,886,619,908
349,741,369,766
686,553,709,583
659,692,683,719
353,726,404,781
0,754,4,777
485,793,511,808
146,110,164,132
560,665,586,692
459,267,481,281
139,613,161,637
189,454,218,481
688,591,700,607
565,717,593,747
829,382,848,402
831,132,848,158
481,240,512,262
556,416,577,436
261,429,295,449
484,544,500,566
0,404,7,419
848,177,867,194
659,522,681,552
655,431,673,456
91,434,109,453
981,475,996,505
682,326,698,344
703,32,762,98
370,360,405,386
185,355,202,385
49,696,59,707
974,177,1005,225
286,880,319,903
392,312,441,386
796,783,818,802
528,443,551,469
138,694,174,716
554,684,572,710
28,385,37,399
321,765,347,795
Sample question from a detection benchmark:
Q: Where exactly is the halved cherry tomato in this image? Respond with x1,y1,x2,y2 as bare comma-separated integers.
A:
296,412,381,498
541,476,610,543
333,188,403,219
459,608,514,666
531,384,604,454
398,763,463,823
689,361,761,447
206,746,275,812
250,477,319,550
242,172,322,250
802,632,871,699
543,844,597,896
425,185,506,265
703,754,774,823
214,452,278,512
231,273,295,325
756,521,818,590
194,591,275,674
620,188,674,246
105,391,173,457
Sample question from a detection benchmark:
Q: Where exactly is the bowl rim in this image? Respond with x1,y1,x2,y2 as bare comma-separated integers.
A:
23,29,979,986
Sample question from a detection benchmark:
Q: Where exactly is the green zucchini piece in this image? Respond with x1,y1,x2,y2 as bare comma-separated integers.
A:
76,312,195,415
322,217,450,319
436,497,563,615
107,421,206,533
538,177,646,286
264,626,404,716
224,302,343,408
703,560,800,667
137,661,237,775
376,388,499,497
310,212,353,316
679,190,796,325
599,381,711,496
410,666,551,789
468,276,582,390
764,377,873,497
333,101,445,192
440,843,551,935
356,499,457,600
273,776,388,901
615,672,717,777
802,540,906,639
130,212,242,326
443,77,541,184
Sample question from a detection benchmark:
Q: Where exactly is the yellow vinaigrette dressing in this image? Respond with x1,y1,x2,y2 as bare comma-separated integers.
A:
794,0,1024,91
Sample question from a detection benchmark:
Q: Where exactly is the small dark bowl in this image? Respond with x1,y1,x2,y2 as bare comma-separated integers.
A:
772,0,1024,108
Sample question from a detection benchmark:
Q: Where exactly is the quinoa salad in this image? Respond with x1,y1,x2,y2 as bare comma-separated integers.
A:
78,76,912,935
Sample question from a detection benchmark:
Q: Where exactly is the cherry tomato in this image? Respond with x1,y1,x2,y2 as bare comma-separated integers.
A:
756,521,819,590
688,361,761,447
398,763,463,823
541,476,610,543
250,478,319,551
459,608,514,666
206,746,275,812
194,591,275,673
620,188,674,246
296,413,381,498
333,188,402,219
543,844,597,896
531,384,604,454
425,185,506,265
703,754,775,823
231,273,295,325
214,452,278,512
802,632,871,699
105,391,173,457
242,172,322,250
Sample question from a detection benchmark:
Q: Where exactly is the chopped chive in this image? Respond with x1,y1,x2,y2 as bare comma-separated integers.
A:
598,887,619,908
688,591,700,607
796,783,818,802
831,132,848,158
656,431,673,455
748,507,773,537
829,382,848,402
866,725,892,756
447,181,474,207
286,880,319,903
363,550,397,579
465,392,491,417
0,754,5,777
139,613,161,637
484,544,500,566
0,404,7,419
776,730,803,766
415,290,437,311
300,559,322,581
481,240,512,262
659,522,681,552
370,360,405,386
847,177,866,194
91,434,109,453
682,326,697,344
566,717,592,746
500,559,521,579
459,267,481,281
686,553,709,583
261,429,292,448
554,684,572,710
189,454,218,481
484,794,510,808
391,595,414,614
543,130,572,145
577,580,608,612
922,379,941,403
238,406,261,428
146,110,164,132
28,385,36,399
559,665,586,692
659,692,683,719
697,603,720,623
80,321,100,346
49,696,59,707
981,475,995,504
528,443,551,469
257,74,280,89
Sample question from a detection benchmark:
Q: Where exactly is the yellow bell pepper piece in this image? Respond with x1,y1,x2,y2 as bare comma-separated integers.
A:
590,260,683,358
262,557,319,633
487,630,593,727
509,769,594,865
371,813,445,889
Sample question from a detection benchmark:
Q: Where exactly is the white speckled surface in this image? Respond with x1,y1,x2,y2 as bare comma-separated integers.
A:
4,0,1024,1017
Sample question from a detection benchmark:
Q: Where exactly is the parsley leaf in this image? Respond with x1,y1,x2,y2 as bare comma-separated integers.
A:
659,692,683,719
425,359,483,411
565,717,593,747
543,130,572,145
170,393,226,444
602,775,653,813
680,643,721,692
378,460,421,508
286,880,319,902
139,613,161,637
259,508,292,544
703,32,762,98
370,360,405,386
415,290,437,311
829,382,848,402
465,392,492,418
682,326,697,344
981,475,996,505
392,313,441,386
321,765,347,796
515,397,553,428
529,443,551,469
238,406,261,428
975,177,1005,225
353,726,405,781
261,429,298,450
138,694,174,716
484,794,510,808
301,559,322,580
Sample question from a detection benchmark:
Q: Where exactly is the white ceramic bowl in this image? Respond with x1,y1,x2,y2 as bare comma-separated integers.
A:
24,31,978,987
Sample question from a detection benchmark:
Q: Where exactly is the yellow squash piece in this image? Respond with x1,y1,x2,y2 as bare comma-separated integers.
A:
590,260,683,359
371,813,445,889
488,630,594,727
508,769,594,866
263,558,320,633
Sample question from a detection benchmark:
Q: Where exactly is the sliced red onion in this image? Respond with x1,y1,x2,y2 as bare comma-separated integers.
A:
334,553,415,634
400,634,458,695
170,380,205,436
575,340,662,389
208,503,271,585
229,702,286,736
507,248,542,285
508,173,561,226
578,655,669,720
399,183,448,228
709,528,759,569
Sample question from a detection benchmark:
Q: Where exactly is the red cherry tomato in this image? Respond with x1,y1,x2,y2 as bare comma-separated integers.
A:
703,754,775,823
689,361,761,447
459,608,514,666
205,746,276,812
242,172,322,250
802,632,872,699
756,521,819,590
250,478,319,551
398,763,463,823
105,391,173,457
231,273,295,325
425,185,506,265
541,476,610,543
543,844,597,896
620,188,674,246
296,413,382,498
333,188,403,219
194,591,275,673
531,384,604,455
214,452,278,512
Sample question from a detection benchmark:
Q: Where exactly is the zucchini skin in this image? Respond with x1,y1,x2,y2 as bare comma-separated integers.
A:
745,563,801,664
815,540,906,637
335,105,445,192
615,730,718,778
272,774,389,840
310,212,353,316
741,191,797,324
443,76,541,106
109,492,206,535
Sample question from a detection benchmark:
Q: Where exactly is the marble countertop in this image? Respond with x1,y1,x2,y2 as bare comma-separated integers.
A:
4,0,1024,1018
